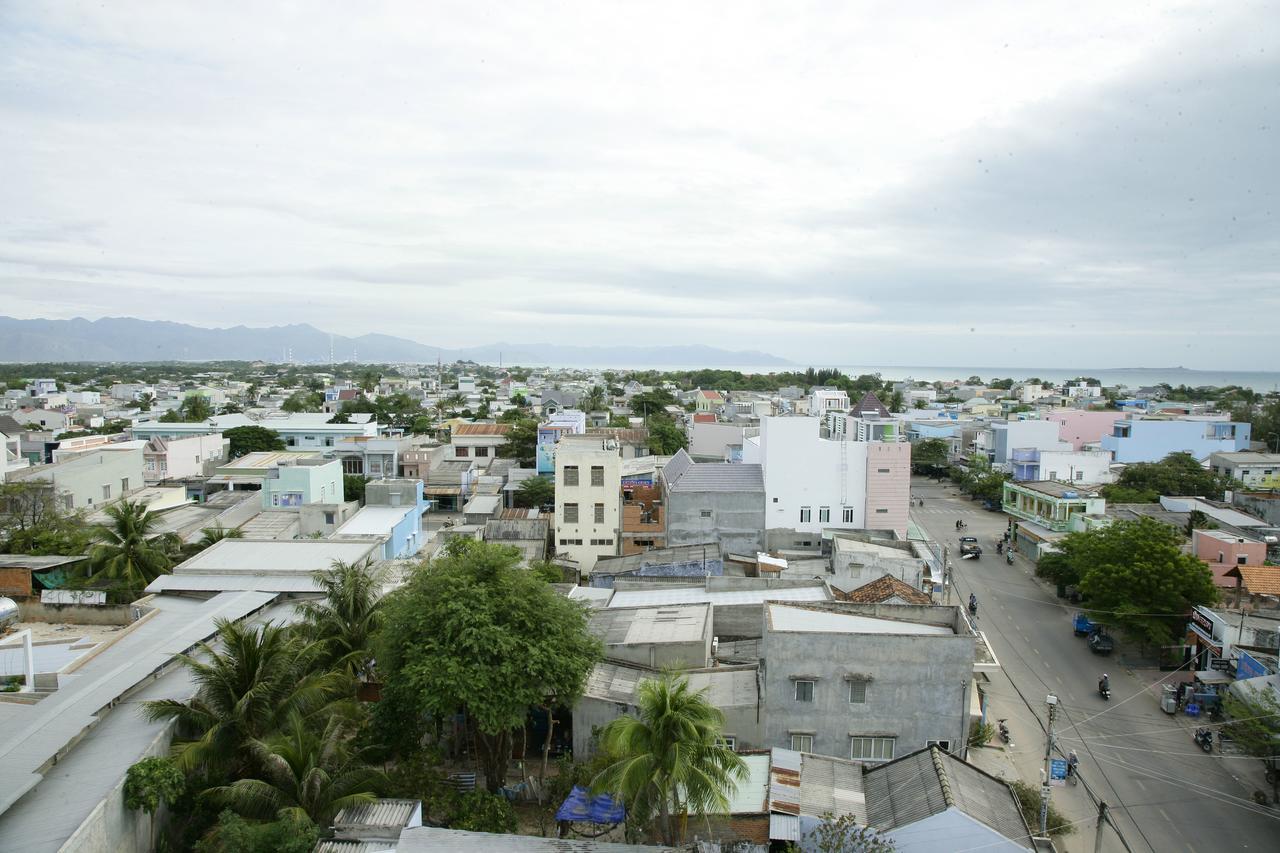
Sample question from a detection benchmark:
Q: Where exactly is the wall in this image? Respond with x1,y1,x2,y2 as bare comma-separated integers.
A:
1193,530,1266,566
22,448,145,510
665,487,765,556
761,610,973,761
1232,491,1280,527
1034,449,1115,484
144,433,226,482
991,420,1069,464
555,440,622,571
261,460,344,508
688,422,747,460
755,417,869,535
863,443,910,539
16,600,134,625
1101,419,1251,463
1045,410,1123,451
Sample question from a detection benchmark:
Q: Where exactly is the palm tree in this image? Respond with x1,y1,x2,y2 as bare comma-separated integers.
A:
205,712,385,827
591,672,747,845
90,499,174,592
582,385,606,413
142,619,352,777
293,558,387,676
181,394,214,421
196,523,244,549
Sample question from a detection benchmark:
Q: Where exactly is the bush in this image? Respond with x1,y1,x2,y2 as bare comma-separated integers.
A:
445,790,518,834
194,810,318,853
1008,780,1074,837
968,719,995,748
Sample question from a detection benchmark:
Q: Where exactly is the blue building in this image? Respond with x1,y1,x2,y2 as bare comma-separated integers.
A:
1101,418,1251,464
335,479,426,559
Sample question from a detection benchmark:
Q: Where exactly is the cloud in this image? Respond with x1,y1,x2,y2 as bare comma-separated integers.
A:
0,1,1275,367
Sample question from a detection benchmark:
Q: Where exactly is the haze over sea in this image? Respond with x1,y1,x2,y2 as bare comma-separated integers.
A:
552,364,1280,393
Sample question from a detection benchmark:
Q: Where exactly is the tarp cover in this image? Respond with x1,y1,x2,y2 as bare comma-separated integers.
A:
555,785,625,823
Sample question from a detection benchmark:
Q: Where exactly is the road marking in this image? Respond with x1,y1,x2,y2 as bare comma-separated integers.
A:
1158,808,1172,823
1033,648,1041,656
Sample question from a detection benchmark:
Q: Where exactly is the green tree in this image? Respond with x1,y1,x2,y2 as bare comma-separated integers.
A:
498,418,539,467
205,712,384,828
1101,451,1237,502
282,390,322,413
142,620,351,777
294,558,387,676
1220,685,1280,800
1008,779,1073,838
0,481,94,555
591,672,747,846
181,394,215,421
344,474,368,505
888,390,905,413
196,524,244,549
582,386,607,412
359,370,380,393
510,392,527,408
224,426,286,459
137,392,155,412
124,756,186,849
1070,517,1219,646
195,809,319,853
514,476,555,508
809,812,898,852
647,418,687,455
89,499,174,593
911,438,950,475
377,541,602,792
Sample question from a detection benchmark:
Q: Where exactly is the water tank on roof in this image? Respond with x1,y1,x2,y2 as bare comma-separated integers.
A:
1062,491,1079,499
0,597,19,633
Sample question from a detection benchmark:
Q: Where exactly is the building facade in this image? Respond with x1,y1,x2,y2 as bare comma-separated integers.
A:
555,435,623,570
660,450,766,556
1100,417,1251,463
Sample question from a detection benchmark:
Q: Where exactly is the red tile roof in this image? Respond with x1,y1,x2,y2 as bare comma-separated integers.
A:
841,574,932,605
454,423,512,436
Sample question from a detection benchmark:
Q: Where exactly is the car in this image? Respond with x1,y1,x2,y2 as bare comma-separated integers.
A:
1088,629,1115,655
958,536,982,559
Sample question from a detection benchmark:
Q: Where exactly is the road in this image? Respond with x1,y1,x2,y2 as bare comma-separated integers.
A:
910,477,1279,853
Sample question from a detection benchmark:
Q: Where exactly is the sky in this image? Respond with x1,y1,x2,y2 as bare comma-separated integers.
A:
1,1,1277,368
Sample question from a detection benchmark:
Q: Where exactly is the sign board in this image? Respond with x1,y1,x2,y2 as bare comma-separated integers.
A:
1210,658,1232,672
1049,758,1068,787
1189,606,1225,644
1237,651,1268,680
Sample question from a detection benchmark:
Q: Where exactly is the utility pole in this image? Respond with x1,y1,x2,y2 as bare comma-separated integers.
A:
941,545,951,605
1040,693,1059,836
1093,801,1109,853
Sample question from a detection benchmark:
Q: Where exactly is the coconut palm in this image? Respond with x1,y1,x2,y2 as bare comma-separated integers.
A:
591,672,747,845
582,385,607,413
293,558,388,676
196,523,244,549
204,711,385,827
90,499,174,592
142,619,352,777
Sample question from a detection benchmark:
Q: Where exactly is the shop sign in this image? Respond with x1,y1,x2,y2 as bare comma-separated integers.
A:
1209,658,1232,672
1188,606,1224,644
1237,651,1268,680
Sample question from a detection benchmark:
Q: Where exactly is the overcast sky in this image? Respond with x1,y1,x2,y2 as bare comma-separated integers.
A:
2,2,1277,368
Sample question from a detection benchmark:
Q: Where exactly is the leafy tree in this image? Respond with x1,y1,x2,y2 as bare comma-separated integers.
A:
0,481,94,555
1101,452,1237,502
219,401,243,415
808,812,898,852
582,386,607,412
124,756,186,848
591,672,747,846
510,392,527,408
142,620,351,777
1008,779,1074,837
911,438,950,475
1068,517,1219,646
630,389,676,419
377,541,602,792
529,561,564,583
359,370,381,393
608,413,632,427
137,392,155,412
344,474,368,505
196,524,244,550
282,390,322,413
89,499,175,593
294,558,387,676
1232,398,1280,453
159,408,185,423
448,790,519,834
498,418,539,467
647,418,687,455
224,426,286,459
205,712,384,827
181,394,215,421
1220,686,1280,801
514,476,554,508
194,809,319,853
1095,485,1155,504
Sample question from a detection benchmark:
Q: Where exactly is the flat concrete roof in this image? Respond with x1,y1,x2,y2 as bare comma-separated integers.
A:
608,585,828,609
767,604,953,636
174,539,379,574
590,603,710,646
336,505,413,537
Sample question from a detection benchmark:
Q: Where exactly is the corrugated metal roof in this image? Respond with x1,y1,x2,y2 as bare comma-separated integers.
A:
454,423,512,436
396,826,677,851
176,539,378,573
799,753,868,823
334,798,420,832
589,603,710,646
609,585,828,609
726,754,772,814
314,841,382,853
769,813,800,841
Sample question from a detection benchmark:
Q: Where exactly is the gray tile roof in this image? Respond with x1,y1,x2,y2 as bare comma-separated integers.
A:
664,456,764,493
862,746,1030,842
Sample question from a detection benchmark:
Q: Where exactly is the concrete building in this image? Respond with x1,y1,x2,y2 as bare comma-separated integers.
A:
336,480,425,560
1210,452,1280,490
6,448,144,511
989,420,1069,467
761,602,975,762
588,602,713,669
1194,528,1267,568
449,423,511,464
537,410,587,475
808,388,849,415
744,417,911,540
141,433,228,483
260,457,344,509
131,413,379,450
694,389,725,413
1100,417,1251,463
688,421,747,462
1009,448,1115,484
659,450,765,556
1044,409,1123,451
2,429,30,476
555,434,623,571
1002,480,1105,534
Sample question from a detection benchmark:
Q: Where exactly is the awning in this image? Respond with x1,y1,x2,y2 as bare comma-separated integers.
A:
555,786,624,824
1194,670,1233,685
422,485,462,495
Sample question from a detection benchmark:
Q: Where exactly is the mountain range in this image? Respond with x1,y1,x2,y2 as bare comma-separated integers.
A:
0,316,792,367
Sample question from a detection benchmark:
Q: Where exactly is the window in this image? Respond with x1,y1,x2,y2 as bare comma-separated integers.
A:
591,466,604,486
875,508,888,514
790,734,813,752
564,465,579,486
456,446,469,457
700,509,713,518
594,503,605,524
772,497,779,503
564,503,579,523
850,736,895,761
877,468,890,473
794,680,814,702
121,477,130,493
842,507,854,523
848,681,867,704
819,506,830,523
1237,554,1248,565
800,506,811,523
1074,470,1084,480
475,446,489,458
590,537,615,546
721,736,737,751
324,511,335,525
926,739,952,752
102,484,111,500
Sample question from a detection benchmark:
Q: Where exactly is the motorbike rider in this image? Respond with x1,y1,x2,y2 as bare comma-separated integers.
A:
968,593,977,614
1067,750,1079,777
997,541,1004,554
1099,673,1110,695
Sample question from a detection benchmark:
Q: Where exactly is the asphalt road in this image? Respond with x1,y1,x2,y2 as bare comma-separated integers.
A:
910,477,1279,853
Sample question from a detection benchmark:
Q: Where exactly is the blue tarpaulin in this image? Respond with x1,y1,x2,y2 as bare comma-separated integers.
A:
555,785,625,823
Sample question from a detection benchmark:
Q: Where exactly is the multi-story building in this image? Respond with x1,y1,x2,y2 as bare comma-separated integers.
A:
6,447,144,511
1193,528,1267,568
694,389,724,413
1043,410,1124,451
260,457,344,509
1100,417,1250,463
1009,448,1115,484
449,423,511,464
808,388,849,415
660,449,765,556
744,417,911,539
142,434,229,482
536,410,587,475
1209,452,1280,490
1003,480,1106,558
761,602,976,762
989,420,1069,467
131,413,380,450
554,434,622,570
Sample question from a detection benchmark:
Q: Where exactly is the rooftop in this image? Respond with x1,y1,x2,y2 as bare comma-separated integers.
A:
842,574,933,605
172,539,379,575
1210,451,1280,465
336,505,415,536
396,827,676,852
584,661,759,709
666,460,764,493
766,603,953,636
454,423,512,437
1012,480,1103,498
590,603,710,646
608,583,829,609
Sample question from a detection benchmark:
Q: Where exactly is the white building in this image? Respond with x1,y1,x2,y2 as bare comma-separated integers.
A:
743,416,911,539
6,447,145,511
1209,452,1280,489
808,388,850,416
554,434,623,571
143,434,228,482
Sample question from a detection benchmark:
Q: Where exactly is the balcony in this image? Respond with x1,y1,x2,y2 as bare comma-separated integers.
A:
1010,448,1040,464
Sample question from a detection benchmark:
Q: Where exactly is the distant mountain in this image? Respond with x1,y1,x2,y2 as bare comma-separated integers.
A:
0,317,792,367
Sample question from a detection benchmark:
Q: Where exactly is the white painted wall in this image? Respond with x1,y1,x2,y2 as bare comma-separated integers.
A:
555,438,622,570
755,417,869,533
1036,449,1115,484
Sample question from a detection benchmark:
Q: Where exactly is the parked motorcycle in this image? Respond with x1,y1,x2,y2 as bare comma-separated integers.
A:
997,718,1013,747
1194,727,1214,753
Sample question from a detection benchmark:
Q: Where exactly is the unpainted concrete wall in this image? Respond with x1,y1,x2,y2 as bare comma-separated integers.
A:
666,488,765,556
17,600,134,625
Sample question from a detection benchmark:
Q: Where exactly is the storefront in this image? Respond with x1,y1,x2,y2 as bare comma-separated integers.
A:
1185,605,1230,672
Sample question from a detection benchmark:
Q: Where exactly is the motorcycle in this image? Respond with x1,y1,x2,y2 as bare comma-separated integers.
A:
996,541,1004,555
997,718,1013,747
1006,551,1014,566
1098,682,1111,701
1194,727,1214,753
968,600,978,618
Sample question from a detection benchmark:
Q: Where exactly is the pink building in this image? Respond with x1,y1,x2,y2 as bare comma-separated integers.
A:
1045,411,1124,451
1194,528,1266,567
864,441,912,539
